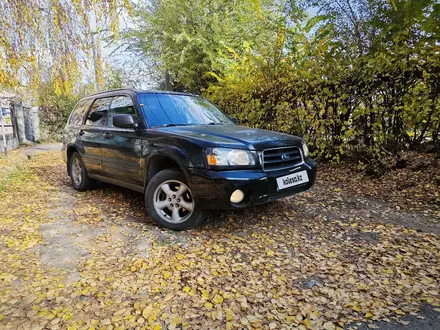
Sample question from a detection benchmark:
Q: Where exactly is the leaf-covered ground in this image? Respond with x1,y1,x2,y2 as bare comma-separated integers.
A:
0,150,439,330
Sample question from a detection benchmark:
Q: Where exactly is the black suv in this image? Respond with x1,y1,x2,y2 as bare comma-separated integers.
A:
62,89,316,230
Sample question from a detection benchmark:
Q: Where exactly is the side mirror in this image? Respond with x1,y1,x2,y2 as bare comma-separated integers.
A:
113,114,137,128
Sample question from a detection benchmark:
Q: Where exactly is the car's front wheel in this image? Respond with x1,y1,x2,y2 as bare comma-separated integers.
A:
145,169,206,230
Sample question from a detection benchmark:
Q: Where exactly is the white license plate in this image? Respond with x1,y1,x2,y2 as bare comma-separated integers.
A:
276,170,309,190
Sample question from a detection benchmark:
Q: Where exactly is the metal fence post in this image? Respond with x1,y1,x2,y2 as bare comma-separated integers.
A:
0,107,7,156
31,106,40,142
10,101,26,144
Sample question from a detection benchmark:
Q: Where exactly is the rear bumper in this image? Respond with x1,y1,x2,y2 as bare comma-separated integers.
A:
186,159,317,209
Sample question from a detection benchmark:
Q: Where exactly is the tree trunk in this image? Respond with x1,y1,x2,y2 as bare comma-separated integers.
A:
91,32,103,91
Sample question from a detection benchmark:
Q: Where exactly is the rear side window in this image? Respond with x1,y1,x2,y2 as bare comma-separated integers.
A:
69,99,92,126
85,98,112,126
108,96,136,127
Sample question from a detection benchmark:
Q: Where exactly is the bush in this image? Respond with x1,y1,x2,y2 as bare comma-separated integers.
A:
205,31,440,163
37,82,83,142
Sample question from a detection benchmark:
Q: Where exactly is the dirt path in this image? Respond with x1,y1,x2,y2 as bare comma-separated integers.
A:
288,184,440,237
22,142,63,157
0,151,439,330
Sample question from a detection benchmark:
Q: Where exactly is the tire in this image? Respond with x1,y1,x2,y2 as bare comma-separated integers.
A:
69,152,94,191
145,169,206,230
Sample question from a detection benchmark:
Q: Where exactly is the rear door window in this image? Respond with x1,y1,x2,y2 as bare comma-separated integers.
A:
85,98,112,126
108,96,137,127
69,99,92,126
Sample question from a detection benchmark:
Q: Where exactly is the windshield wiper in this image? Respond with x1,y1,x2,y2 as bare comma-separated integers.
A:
159,122,224,127
161,123,192,127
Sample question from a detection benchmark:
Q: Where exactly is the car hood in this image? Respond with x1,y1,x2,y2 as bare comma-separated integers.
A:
155,125,303,150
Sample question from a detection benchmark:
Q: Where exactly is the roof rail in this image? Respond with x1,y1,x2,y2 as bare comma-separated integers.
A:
81,88,198,99
85,88,137,98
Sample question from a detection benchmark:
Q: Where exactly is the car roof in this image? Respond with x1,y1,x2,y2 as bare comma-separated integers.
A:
81,88,197,101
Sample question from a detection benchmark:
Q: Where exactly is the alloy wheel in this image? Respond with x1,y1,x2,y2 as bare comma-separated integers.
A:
153,180,195,224
71,158,83,186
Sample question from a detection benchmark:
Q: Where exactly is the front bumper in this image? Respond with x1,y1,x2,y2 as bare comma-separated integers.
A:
186,158,317,209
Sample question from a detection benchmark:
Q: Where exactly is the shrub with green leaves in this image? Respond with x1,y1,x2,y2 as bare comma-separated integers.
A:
124,0,440,161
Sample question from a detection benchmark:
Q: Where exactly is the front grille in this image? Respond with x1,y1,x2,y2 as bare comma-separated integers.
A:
262,146,303,171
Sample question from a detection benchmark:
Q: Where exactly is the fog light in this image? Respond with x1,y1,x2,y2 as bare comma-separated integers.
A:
230,189,244,203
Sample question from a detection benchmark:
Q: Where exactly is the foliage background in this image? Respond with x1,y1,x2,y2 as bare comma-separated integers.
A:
124,0,439,164
1,0,439,165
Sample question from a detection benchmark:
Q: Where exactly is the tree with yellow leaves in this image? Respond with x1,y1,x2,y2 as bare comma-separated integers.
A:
0,0,132,95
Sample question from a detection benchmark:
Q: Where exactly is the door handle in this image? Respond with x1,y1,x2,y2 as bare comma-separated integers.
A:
104,132,113,139
79,130,85,136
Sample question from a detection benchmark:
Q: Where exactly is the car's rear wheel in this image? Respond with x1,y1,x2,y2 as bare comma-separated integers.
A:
145,169,206,230
69,152,94,191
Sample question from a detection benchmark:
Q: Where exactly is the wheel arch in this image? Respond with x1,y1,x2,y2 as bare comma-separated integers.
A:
66,145,79,175
144,152,189,188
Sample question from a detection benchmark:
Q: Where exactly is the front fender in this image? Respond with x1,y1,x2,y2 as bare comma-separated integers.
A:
144,145,191,168
142,144,194,187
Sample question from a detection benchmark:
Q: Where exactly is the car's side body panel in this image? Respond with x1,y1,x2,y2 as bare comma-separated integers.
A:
78,125,103,175
100,127,144,186
99,92,145,186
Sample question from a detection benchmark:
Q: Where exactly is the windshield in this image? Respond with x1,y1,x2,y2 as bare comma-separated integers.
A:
137,93,234,127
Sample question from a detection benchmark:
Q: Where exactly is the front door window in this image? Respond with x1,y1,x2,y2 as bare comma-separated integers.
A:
85,98,112,126
108,96,136,127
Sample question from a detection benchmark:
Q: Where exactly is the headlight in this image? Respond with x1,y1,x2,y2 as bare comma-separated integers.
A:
302,142,310,158
206,148,256,166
